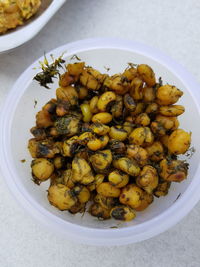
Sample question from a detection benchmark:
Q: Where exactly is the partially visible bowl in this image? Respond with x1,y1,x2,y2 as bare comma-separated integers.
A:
1,38,200,246
0,0,66,53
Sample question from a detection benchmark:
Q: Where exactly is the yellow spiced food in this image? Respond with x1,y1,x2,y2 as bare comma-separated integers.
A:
0,0,41,34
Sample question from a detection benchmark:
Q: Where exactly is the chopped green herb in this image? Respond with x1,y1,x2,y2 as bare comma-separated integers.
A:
185,147,195,159
127,62,138,68
104,66,110,72
34,100,37,108
174,193,181,203
158,77,163,86
33,54,65,89
70,54,81,61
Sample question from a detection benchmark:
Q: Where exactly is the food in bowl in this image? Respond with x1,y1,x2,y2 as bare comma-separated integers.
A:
28,57,191,222
0,0,41,34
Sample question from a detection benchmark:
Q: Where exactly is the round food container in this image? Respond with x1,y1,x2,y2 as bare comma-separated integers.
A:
0,38,200,246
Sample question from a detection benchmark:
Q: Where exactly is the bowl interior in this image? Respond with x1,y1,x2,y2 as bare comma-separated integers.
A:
10,48,200,229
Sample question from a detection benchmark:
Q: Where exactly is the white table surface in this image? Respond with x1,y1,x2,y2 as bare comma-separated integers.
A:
0,0,200,266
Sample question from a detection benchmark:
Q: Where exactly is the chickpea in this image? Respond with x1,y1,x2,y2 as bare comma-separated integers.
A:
53,156,65,169
89,203,111,220
109,140,126,154
50,172,64,185
145,102,159,114
135,113,150,126
125,116,135,123
92,112,112,124
94,174,105,187
97,182,121,198
62,136,79,157
159,105,185,117
159,134,169,148
126,145,148,166
72,185,90,203
90,96,99,113
111,206,136,221
55,115,80,136
137,64,156,87
109,126,128,141
99,135,109,149
111,95,123,117
59,72,74,87
36,109,54,128
90,149,112,173
42,99,57,113
78,132,93,144
97,91,116,112
69,202,86,214
130,77,143,100
129,127,154,147
48,184,77,211
123,121,134,135
122,67,137,81
56,100,70,117
145,141,164,161
30,127,47,140
151,115,179,136
81,122,92,133
28,139,60,158
67,62,85,78
72,157,94,184
56,86,78,106
80,67,105,90
91,122,110,135
168,129,191,155
77,86,88,99
87,137,102,151
143,86,156,102
131,102,146,116
119,184,143,209
108,170,129,188
28,138,39,158
88,174,105,191
136,165,158,194
134,192,153,211
124,94,136,111
94,194,117,210
156,85,183,105
159,158,188,182
80,103,92,122
62,169,75,189
154,180,171,197
31,158,54,181
156,115,176,130
105,74,129,95
54,142,63,153
113,157,140,176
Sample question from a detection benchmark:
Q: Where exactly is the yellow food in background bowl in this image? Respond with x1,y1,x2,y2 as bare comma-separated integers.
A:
0,0,41,34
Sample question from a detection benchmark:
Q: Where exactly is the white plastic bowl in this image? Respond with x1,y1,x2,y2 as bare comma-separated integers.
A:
1,38,200,246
